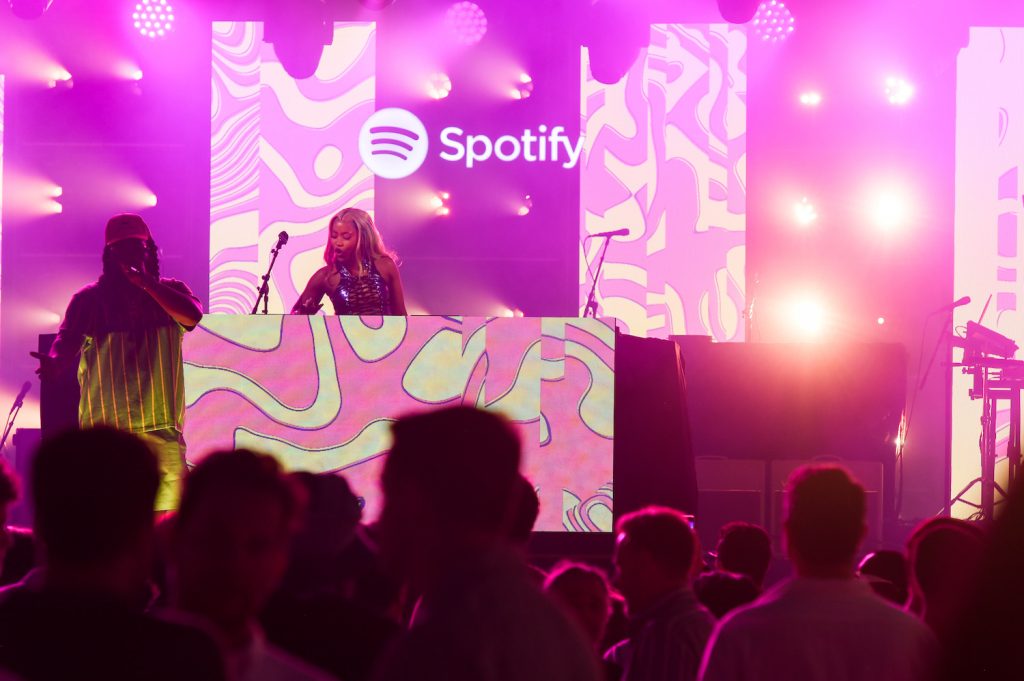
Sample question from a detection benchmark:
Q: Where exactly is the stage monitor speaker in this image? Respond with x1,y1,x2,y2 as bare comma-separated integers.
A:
694,457,765,553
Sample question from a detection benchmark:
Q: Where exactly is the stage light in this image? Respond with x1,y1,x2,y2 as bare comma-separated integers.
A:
869,191,910,232
427,72,452,100
799,91,821,106
133,0,175,39
877,317,886,325
47,68,72,89
516,194,533,217
885,77,914,105
511,73,534,100
445,2,487,46
130,68,144,81
9,0,52,20
752,0,795,43
264,0,333,80
431,191,451,216
789,295,826,339
144,193,158,207
357,0,395,8
51,185,63,198
793,197,817,226
717,0,760,24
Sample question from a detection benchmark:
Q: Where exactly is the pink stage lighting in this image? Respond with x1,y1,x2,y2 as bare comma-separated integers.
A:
445,2,488,46
884,77,914,106
752,0,795,43
793,197,817,226
427,72,452,100
133,0,175,39
512,73,534,100
790,296,826,339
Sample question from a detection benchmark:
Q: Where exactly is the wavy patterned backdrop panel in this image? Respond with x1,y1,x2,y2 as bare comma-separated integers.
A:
211,22,375,315
0,75,4,337
183,315,614,532
952,28,1024,517
580,24,746,340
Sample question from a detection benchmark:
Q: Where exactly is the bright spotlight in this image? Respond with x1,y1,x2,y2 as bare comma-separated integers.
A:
794,197,817,226
799,91,822,106
869,191,910,231
885,77,914,105
144,193,158,208
516,194,533,217
9,0,53,20
752,0,795,43
877,316,886,325
445,2,487,46
130,68,144,81
47,68,72,89
512,74,534,100
431,191,451,216
427,72,452,100
133,0,175,39
790,296,826,339
51,185,63,198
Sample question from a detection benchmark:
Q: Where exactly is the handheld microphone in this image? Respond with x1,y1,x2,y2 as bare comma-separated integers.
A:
13,381,30,409
590,228,630,238
276,231,289,248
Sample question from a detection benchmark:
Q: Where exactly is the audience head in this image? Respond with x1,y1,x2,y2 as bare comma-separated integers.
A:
543,562,611,646
508,474,540,544
783,465,865,577
31,427,158,586
857,549,909,606
613,506,697,615
171,449,302,641
715,521,772,588
378,406,521,579
907,517,985,639
693,571,760,618
0,459,18,566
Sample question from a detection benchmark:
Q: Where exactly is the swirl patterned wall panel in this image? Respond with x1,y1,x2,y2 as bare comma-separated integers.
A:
211,22,375,315
182,315,614,532
952,28,1024,517
580,24,747,340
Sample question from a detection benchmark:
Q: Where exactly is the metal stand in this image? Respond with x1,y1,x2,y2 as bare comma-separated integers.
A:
582,235,613,319
0,387,27,452
252,240,285,315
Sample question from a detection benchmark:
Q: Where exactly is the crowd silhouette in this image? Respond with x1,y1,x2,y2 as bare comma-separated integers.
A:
0,406,1020,681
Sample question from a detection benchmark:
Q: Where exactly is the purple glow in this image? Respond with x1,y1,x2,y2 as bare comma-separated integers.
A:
753,0,795,43
133,0,174,39
445,2,488,46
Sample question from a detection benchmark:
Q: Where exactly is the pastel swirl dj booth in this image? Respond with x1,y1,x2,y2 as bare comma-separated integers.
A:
183,315,613,532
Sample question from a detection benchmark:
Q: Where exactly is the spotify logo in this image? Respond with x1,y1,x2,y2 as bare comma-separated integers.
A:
358,108,430,179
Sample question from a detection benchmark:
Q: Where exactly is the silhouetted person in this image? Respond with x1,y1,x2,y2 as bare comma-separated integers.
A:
940,477,1024,681
374,406,600,681
169,449,332,681
693,571,760,619
0,427,225,681
906,517,985,643
545,562,613,650
713,522,772,589
261,472,400,681
857,549,909,606
0,461,16,571
699,465,936,681
605,506,715,681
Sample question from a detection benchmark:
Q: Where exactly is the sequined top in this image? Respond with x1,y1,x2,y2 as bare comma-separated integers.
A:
327,258,392,315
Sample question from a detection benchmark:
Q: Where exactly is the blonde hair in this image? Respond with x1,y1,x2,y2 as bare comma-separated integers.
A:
323,207,397,267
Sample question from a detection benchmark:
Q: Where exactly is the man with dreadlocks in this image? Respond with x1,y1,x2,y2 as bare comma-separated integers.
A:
32,213,203,511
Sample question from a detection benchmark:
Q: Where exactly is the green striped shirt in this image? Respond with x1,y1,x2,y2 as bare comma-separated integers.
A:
51,279,195,433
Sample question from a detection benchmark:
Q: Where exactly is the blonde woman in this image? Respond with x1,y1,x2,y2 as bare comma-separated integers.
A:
292,208,407,315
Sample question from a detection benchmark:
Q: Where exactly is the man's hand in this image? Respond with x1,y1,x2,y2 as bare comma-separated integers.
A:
29,351,58,380
121,264,156,292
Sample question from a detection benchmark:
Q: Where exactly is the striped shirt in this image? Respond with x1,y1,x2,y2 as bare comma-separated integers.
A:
606,588,716,681
50,278,197,433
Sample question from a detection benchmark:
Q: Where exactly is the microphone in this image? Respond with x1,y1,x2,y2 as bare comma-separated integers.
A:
275,231,289,249
590,228,630,238
936,296,971,312
12,381,30,409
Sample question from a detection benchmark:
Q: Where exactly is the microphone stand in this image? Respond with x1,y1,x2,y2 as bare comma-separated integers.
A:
0,391,26,453
583,235,614,319
252,238,286,315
